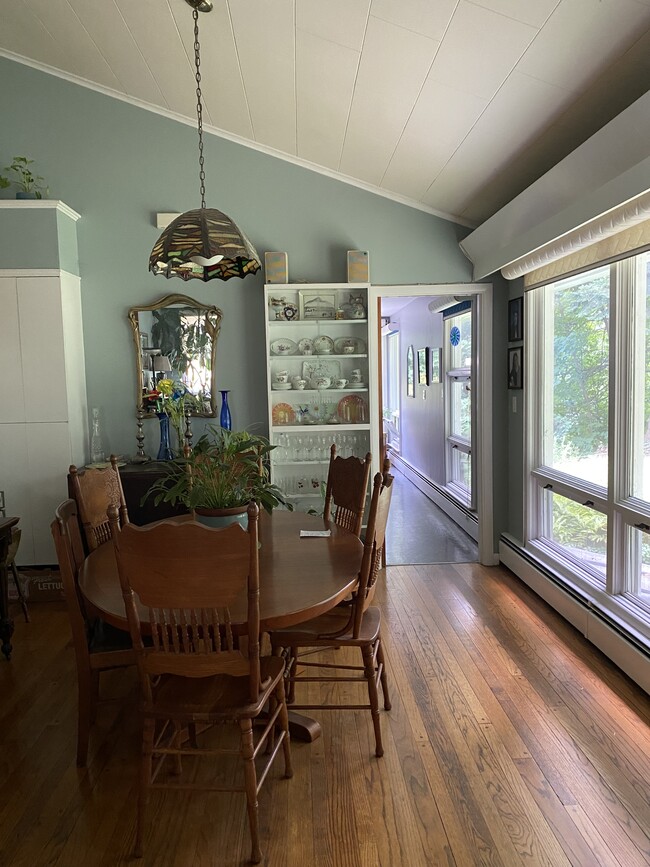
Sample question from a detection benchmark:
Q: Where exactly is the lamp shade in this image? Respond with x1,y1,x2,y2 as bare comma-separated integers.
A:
149,208,261,282
152,355,172,372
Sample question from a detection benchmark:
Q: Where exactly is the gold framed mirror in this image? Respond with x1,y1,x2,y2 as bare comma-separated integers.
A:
128,294,223,417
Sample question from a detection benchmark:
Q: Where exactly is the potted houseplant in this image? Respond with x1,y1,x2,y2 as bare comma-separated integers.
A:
0,156,49,199
144,425,292,527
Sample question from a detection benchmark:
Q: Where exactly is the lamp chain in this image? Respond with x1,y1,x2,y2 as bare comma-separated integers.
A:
193,7,206,210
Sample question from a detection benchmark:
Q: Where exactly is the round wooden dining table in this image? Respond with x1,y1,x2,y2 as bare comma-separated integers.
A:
79,510,363,632
79,510,363,741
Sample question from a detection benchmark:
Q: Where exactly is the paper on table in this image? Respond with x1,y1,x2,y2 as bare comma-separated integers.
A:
300,530,332,538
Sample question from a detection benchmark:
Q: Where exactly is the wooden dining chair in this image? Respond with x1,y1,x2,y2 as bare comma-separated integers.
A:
271,471,394,758
69,455,129,551
324,444,372,537
51,499,135,766
108,502,292,864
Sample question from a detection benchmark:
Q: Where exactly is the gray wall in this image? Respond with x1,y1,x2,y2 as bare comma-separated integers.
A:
0,56,474,460
389,298,446,484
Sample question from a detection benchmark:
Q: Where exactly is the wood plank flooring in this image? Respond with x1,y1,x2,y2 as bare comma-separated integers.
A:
1,562,649,866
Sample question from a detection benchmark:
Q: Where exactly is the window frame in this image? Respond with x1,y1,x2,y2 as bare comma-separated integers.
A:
526,253,650,643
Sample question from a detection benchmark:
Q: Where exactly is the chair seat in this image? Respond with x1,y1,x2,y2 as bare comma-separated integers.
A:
146,655,286,721
272,606,381,647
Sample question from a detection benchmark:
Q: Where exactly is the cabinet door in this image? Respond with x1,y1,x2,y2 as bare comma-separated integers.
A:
0,423,34,564
26,422,71,564
17,277,68,423
0,278,25,423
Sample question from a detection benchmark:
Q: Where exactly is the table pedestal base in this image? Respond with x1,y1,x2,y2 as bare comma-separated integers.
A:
288,711,321,742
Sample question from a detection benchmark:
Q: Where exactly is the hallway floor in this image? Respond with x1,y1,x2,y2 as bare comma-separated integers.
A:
385,468,478,565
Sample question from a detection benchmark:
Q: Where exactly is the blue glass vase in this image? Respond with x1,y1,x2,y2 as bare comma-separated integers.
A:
156,413,174,460
220,390,232,430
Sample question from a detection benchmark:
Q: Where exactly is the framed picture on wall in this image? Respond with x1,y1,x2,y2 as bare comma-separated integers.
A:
406,345,415,397
508,297,523,342
508,346,523,389
417,347,429,385
430,347,441,383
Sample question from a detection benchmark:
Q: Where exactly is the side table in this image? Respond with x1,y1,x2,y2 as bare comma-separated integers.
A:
0,517,20,661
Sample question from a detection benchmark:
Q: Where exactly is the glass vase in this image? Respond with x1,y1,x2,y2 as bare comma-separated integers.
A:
90,407,107,464
220,390,232,430
156,413,174,461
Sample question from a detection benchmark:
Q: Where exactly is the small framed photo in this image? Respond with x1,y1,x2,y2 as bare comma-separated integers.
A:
430,347,441,384
508,346,523,389
508,297,523,342
417,347,429,386
298,290,337,320
406,345,415,397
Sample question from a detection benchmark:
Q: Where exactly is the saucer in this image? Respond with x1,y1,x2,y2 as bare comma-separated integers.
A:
347,383,366,389
272,382,293,390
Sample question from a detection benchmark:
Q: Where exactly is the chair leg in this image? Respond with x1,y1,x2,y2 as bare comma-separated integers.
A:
240,718,262,864
76,670,93,767
89,671,100,724
287,647,298,704
361,644,384,758
172,721,183,775
275,678,293,779
135,717,155,858
376,635,391,711
10,563,29,623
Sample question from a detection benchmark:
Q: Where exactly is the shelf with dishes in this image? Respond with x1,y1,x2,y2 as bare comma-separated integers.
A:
265,282,376,489
270,334,367,358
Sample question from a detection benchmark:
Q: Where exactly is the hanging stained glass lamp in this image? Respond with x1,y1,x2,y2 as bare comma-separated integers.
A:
149,0,261,282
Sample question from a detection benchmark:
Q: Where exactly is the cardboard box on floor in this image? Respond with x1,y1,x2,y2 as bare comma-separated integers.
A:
8,567,65,602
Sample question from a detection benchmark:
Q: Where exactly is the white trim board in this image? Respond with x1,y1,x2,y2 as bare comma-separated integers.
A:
500,536,650,696
0,49,474,230
0,200,80,220
390,452,478,542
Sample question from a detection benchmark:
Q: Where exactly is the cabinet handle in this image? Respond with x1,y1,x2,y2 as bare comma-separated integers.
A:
583,500,594,507
634,522,650,532
543,483,553,490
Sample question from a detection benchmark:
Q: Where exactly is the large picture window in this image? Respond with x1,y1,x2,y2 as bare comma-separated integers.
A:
527,250,650,639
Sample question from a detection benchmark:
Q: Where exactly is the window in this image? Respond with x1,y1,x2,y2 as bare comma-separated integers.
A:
528,251,650,638
444,307,472,506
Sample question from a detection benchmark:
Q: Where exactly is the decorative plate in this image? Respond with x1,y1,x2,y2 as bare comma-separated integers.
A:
313,335,334,354
450,326,461,347
283,302,299,321
272,403,296,425
270,338,298,356
333,336,366,354
297,338,313,354
337,394,368,424
302,359,342,383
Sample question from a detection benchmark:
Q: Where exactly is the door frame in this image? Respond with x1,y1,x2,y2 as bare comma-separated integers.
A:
369,283,496,565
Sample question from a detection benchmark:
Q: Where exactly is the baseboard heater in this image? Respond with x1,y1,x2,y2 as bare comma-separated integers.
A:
500,534,650,695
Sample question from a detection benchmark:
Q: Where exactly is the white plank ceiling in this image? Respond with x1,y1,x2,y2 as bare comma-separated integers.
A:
1,0,649,224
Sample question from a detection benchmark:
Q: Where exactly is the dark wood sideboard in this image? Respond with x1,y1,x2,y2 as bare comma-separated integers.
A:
118,463,189,526
0,516,20,660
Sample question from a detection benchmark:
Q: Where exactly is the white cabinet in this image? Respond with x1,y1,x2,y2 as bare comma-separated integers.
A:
0,271,87,564
264,283,377,511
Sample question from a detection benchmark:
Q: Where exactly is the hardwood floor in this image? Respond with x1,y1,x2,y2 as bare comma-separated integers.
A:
1,563,649,865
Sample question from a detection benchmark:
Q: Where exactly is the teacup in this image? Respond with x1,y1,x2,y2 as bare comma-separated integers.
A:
333,378,348,389
301,348,313,355
293,379,307,390
350,369,362,383
274,372,289,383
343,345,355,354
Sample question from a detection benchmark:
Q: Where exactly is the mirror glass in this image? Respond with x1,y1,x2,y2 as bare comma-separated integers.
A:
128,294,223,417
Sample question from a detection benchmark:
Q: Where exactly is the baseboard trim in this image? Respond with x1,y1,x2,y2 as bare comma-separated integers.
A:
390,453,479,542
499,535,650,695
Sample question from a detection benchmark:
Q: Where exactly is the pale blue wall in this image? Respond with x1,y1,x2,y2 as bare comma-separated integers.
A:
0,57,476,461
